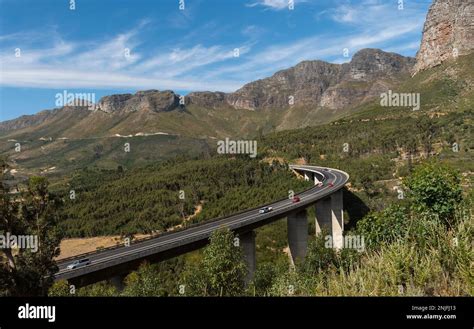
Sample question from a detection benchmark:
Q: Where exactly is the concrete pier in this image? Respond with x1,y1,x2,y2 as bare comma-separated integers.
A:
304,172,310,181
315,190,344,249
240,230,256,284
314,173,321,185
330,189,344,249
315,197,332,235
109,274,126,292
287,209,308,265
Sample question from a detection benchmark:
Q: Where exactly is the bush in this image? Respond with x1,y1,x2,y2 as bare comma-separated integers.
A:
356,205,410,249
404,161,462,226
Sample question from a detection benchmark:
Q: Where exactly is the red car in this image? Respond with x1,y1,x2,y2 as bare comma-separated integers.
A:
292,196,301,203
328,182,334,187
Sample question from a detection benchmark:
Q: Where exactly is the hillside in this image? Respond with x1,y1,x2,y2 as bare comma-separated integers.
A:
0,48,415,176
44,53,473,243
55,157,311,237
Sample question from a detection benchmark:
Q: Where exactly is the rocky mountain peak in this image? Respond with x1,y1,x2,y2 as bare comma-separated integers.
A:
226,48,414,111
97,90,181,113
343,48,415,80
413,0,474,74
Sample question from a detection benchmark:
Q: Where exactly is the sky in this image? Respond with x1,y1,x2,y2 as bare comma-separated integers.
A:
0,0,433,121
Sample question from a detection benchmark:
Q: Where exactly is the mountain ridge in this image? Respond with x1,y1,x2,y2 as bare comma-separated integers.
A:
0,48,414,133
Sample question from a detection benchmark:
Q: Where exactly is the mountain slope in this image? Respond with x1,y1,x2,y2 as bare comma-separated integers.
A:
2,0,474,176
0,48,414,136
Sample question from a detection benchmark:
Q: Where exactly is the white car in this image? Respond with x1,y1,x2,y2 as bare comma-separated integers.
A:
66,258,91,270
259,206,273,214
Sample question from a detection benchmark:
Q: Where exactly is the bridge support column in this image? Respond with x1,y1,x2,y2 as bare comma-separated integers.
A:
314,173,320,185
287,209,308,266
110,274,126,292
304,172,310,181
315,190,344,249
331,190,344,249
240,231,256,284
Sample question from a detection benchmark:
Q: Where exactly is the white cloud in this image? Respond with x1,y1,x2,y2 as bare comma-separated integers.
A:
0,23,251,92
332,5,357,23
246,0,306,10
0,1,427,93
0,67,241,91
203,21,422,82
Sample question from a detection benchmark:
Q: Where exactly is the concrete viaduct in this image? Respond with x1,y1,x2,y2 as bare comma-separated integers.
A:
55,165,349,287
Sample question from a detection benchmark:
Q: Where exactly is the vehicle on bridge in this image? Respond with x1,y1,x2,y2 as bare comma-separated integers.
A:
258,206,273,214
292,196,301,203
66,258,91,270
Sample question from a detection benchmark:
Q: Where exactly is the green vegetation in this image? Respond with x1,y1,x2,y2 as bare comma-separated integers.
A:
6,53,474,297
48,162,472,297
181,229,247,296
404,161,463,225
57,157,311,237
0,159,62,296
122,258,185,297
268,163,472,296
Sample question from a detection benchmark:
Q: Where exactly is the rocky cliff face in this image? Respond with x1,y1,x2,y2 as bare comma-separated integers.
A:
186,91,227,108
97,90,181,113
227,49,414,110
226,60,341,110
413,0,474,74
78,48,413,115
320,49,415,109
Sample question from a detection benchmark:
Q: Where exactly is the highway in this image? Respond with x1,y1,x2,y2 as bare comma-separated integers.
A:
55,165,349,283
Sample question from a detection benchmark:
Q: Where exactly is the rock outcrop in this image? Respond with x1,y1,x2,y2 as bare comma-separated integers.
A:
227,49,414,110
97,90,181,113
226,60,341,110
413,0,474,74
186,91,227,108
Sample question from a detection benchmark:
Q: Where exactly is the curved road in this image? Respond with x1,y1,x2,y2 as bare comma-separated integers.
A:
55,165,349,282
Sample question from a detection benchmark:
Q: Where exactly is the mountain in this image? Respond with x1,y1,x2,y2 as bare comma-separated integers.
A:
413,0,474,74
2,0,474,176
0,48,414,136
228,49,414,111
97,90,182,113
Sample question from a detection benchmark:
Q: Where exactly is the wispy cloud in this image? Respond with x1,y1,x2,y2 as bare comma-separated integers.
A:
203,10,424,82
246,0,306,10
0,1,427,93
0,22,249,91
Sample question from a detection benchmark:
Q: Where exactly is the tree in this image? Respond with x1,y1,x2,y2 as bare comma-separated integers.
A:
251,262,279,296
48,280,71,296
416,117,435,156
121,260,183,297
198,229,246,296
301,232,338,275
404,161,462,225
356,205,410,249
0,158,22,270
0,158,62,296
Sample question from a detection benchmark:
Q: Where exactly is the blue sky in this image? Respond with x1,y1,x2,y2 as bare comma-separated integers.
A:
0,0,432,121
